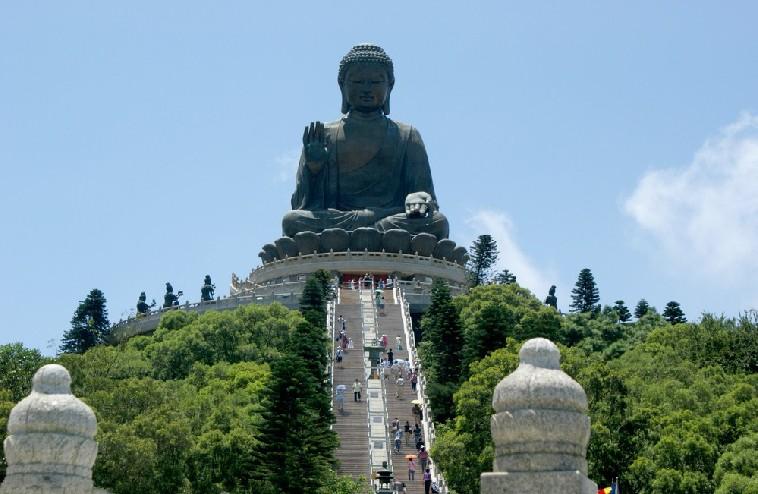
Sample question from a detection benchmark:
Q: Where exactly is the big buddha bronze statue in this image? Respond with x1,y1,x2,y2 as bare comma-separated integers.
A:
282,44,450,240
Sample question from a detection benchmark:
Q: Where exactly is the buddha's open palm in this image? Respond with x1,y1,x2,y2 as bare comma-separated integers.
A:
405,192,433,217
302,121,328,173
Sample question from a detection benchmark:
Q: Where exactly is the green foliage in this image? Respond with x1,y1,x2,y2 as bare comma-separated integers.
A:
664,300,687,324
138,303,300,380
456,284,556,376
60,288,110,354
300,272,329,328
714,434,758,493
492,269,516,285
466,234,498,287
316,472,372,494
614,300,632,323
570,268,600,313
428,285,757,494
635,298,651,319
419,280,463,422
0,302,347,493
0,343,51,402
258,353,337,493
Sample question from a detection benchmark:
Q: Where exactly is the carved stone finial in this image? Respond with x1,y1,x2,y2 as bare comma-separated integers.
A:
0,364,111,494
481,338,598,494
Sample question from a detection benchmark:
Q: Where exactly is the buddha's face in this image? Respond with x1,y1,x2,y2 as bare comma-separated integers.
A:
342,63,391,113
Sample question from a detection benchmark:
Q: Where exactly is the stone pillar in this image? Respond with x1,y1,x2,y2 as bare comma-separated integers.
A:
0,364,111,494
480,338,598,494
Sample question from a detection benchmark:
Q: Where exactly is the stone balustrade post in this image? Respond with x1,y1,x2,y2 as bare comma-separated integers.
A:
0,364,111,494
480,338,598,494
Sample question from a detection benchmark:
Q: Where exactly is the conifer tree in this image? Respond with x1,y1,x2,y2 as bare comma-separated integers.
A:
259,353,337,493
420,279,463,421
59,288,110,354
421,279,463,383
634,299,650,319
493,269,517,285
570,268,600,313
299,274,327,328
613,300,632,323
663,301,686,324
467,235,499,286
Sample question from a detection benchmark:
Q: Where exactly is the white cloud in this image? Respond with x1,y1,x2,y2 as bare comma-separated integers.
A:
465,209,554,298
624,113,758,281
271,149,300,183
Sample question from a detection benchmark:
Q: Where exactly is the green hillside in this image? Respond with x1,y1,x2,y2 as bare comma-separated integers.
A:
420,283,757,494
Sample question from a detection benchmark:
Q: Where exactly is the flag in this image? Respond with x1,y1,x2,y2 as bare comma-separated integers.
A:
611,480,619,494
597,488,611,494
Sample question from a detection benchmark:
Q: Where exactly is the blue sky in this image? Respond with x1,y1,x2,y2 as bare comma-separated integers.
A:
1,2,757,354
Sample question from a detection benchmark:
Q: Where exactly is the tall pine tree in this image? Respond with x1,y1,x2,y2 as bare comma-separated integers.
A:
663,301,686,324
419,279,463,422
467,235,499,286
634,299,650,319
258,353,337,493
570,268,600,313
493,269,517,285
300,274,327,328
613,300,632,323
60,288,110,354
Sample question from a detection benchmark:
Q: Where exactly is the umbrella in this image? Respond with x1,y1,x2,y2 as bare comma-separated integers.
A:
411,399,423,405
336,385,347,393
405,454,417,460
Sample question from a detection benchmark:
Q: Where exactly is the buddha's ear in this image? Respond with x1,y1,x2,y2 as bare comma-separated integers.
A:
383,94,391,115
340,86,350,114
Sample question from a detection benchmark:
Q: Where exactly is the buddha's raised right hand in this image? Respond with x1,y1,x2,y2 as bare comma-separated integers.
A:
302,121,328,173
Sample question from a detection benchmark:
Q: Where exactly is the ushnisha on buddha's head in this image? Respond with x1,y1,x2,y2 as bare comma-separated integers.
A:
338,44,395,115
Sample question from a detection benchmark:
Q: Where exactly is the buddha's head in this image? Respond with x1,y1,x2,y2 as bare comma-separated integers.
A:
338,44,395,115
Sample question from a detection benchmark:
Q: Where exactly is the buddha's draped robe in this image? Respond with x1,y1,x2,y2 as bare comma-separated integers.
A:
283,116,449,239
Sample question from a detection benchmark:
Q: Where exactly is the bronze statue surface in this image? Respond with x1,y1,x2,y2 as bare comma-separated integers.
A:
282,44,449,240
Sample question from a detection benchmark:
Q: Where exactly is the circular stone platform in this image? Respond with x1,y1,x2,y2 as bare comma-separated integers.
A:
234,250,466,293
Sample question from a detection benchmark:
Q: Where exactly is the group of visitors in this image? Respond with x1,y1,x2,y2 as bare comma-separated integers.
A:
343,273,396,290
335,315,353,368
388,401,435,493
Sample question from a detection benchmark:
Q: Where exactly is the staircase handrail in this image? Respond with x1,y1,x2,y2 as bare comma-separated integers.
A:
395,285,449,493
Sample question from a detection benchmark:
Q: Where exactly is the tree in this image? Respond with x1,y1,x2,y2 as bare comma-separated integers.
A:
493,269,516,285
614,300,632,323
570,268,600,313
419,279,463,422
259,353,337,493
634,299,650,319
466,235,498,286
663,301,687,325
0,343,51,402
300,273,327,328
60,289,110,354
312,269,335,301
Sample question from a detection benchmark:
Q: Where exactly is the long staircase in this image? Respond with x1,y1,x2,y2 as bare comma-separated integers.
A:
332,289,371,478
331,283,447,493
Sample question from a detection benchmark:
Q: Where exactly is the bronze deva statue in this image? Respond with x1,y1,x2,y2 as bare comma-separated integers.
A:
545,285,558,309
137,291,155,315
163,282,180,308
201,275,216,302
282,44,449,240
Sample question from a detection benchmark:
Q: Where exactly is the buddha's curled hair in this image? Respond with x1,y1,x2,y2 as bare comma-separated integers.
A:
338,44,395,85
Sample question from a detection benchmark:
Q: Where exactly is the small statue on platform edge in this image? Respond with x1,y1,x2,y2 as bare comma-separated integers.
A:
163,282,182,308
137,291,156,315
545,285,558,309
201,275,216,302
